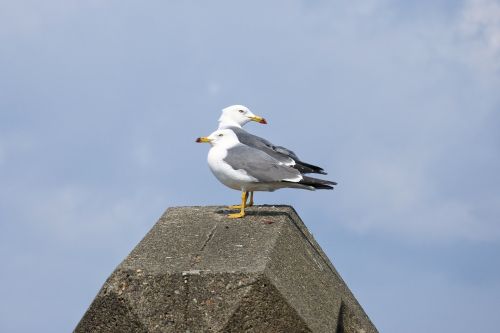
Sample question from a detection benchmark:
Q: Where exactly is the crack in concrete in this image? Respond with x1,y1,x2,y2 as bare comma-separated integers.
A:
199,224,217,252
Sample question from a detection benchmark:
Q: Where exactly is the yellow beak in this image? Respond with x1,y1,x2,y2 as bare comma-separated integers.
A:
249,115,267,124
195,137,212,143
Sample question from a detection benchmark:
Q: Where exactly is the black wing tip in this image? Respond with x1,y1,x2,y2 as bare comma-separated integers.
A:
313,184,334,190
299,176,337,190
294,161,328,175
312,167,328,175
318,182,337,189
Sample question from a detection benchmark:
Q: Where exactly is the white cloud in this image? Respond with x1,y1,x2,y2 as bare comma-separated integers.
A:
308,0,500,243
331,162,500,242
458,0,500,71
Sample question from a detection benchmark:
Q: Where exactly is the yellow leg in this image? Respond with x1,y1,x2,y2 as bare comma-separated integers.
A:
228,191,246,218
228,191,249,209
247,192,254,207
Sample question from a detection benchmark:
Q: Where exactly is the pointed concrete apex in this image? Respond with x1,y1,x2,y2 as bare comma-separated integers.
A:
75,205,378,333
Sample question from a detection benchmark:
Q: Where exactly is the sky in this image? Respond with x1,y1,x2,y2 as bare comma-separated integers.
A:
1,0,500,332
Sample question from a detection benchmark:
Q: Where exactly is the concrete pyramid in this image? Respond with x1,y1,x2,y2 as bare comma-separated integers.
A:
75,206,377,333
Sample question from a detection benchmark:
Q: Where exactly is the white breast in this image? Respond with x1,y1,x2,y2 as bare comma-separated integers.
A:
207,146,256,191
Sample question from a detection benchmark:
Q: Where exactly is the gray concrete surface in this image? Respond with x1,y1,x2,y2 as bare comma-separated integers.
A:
75,205,378,333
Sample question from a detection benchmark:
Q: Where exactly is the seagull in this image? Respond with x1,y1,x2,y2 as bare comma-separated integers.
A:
218,104,327,207
196,128,336,218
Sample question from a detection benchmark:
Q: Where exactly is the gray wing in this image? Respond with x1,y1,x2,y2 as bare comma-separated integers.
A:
224,144,301,182
230,127,297,165
273,145,299,160
229,126,327,175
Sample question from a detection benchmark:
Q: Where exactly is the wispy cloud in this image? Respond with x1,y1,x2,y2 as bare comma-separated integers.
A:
459,0,500,71
305,0,500,243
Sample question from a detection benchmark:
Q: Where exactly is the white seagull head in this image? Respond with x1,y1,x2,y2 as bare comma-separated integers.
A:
196,129,240,147
218,105,267,128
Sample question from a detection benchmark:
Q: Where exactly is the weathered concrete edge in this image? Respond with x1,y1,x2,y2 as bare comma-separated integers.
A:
265,205,378,331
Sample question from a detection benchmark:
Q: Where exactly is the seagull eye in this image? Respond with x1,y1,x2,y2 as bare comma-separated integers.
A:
238,110,245,113
218,134,224,137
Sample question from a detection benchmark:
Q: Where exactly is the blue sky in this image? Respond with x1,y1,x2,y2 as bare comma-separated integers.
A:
1,0,500,332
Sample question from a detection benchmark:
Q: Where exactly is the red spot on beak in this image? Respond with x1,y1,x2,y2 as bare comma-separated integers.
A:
195,137,202,142
260,118,267,124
